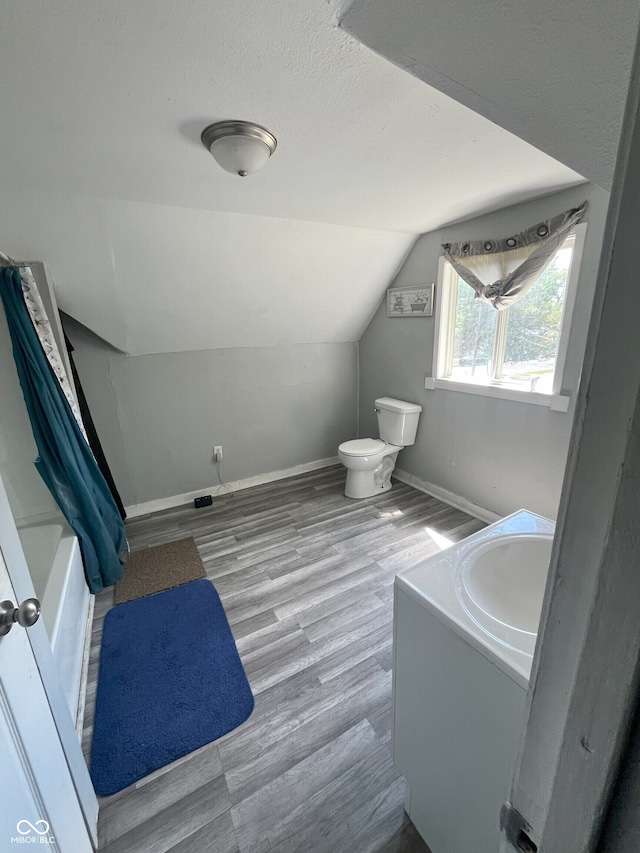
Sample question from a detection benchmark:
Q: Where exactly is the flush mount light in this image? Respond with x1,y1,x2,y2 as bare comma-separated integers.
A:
201,120,277,177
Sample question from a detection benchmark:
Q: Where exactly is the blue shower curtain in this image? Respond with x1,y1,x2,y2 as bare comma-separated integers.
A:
0,266,127,593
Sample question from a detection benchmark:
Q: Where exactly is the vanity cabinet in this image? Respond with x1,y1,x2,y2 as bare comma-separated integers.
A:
393,575,528,851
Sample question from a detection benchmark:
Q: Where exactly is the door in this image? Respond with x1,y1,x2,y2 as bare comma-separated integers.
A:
0,475,98,848
0,547,92,853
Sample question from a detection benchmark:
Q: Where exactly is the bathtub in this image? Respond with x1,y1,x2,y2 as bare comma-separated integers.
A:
17,520,90,722
393,510,555,852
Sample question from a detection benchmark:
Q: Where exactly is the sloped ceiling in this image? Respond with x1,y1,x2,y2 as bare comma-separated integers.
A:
0,0,584,355
341,0,639,192
0,192,415,354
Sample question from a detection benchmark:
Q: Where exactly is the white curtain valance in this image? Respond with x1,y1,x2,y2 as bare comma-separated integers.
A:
442,202,587,310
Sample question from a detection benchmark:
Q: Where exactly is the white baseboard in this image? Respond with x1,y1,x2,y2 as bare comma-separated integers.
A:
125,456,341,519
393,468,502,525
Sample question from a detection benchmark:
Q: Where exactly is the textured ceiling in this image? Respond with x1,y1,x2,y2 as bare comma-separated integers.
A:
341,0,639,192
0,0,586,354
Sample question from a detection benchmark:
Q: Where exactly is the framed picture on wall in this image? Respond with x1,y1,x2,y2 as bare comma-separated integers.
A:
387,284,434,317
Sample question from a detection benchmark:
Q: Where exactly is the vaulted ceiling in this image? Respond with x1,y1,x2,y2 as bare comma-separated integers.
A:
0,0,595,355
341,0,639,192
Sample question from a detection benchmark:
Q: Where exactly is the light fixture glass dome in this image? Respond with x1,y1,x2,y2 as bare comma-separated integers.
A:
209,135,272,176
201,121,277,177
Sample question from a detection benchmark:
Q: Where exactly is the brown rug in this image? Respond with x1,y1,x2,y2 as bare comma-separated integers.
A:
115,536,206,604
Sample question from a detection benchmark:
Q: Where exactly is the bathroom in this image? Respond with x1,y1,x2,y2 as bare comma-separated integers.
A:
1,1,639,851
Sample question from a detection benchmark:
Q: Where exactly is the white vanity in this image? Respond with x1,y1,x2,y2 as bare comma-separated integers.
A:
393,510,554,853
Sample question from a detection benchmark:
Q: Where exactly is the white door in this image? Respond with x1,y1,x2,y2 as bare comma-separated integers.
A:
0,547,92,853
0,474,98,850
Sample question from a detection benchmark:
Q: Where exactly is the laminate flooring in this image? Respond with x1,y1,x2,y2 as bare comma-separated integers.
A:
82,466,485,853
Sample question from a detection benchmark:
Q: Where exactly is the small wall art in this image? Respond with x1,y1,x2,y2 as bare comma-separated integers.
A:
387,284,434,317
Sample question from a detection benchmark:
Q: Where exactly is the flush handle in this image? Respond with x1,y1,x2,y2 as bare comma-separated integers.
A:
374,407,381,413
0,598,41,636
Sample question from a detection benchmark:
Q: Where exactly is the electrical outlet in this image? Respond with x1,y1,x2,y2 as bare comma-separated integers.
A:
213,445,223,462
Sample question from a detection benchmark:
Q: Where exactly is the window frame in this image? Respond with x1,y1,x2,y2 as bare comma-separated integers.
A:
426,222,587,411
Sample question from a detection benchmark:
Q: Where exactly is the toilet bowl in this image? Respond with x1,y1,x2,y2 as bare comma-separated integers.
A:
338,397,422,499
338,439,400,499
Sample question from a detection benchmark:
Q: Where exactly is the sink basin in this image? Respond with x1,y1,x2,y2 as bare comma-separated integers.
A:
397,509,556,685
456,533,553,649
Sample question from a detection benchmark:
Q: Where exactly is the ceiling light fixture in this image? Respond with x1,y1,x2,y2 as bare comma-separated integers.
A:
201,120,277,177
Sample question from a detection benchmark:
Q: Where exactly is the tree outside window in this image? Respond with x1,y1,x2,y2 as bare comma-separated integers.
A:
446,236,575,394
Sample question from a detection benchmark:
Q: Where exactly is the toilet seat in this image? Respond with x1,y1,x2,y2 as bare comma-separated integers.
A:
338,438,387,457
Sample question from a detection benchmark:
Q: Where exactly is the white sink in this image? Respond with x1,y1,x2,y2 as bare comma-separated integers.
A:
396,510,556,686
456,533,553,651
393,515,555,853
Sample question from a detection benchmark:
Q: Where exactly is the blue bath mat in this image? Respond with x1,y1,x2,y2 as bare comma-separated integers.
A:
90,579,254,795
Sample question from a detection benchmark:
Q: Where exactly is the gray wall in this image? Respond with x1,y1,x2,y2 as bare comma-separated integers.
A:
65,317,357,508
597,702,640,852
358,184,610,519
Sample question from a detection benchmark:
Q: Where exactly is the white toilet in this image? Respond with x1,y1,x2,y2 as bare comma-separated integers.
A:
338,397,422,499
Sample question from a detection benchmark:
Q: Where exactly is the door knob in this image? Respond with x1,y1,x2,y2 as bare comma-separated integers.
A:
0,598,41,636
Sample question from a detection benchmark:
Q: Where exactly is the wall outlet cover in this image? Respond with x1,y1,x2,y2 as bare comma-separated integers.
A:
194,495,213,508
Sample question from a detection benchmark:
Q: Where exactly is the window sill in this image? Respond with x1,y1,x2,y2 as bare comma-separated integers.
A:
424,376,571,411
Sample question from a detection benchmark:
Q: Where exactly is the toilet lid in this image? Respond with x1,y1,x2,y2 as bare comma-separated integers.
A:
338,438,385,457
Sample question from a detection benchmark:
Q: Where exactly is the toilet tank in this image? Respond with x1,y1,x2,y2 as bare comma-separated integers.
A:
375,397,422,446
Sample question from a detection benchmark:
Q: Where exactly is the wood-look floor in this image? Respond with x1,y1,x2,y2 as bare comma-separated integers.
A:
82,465,485,853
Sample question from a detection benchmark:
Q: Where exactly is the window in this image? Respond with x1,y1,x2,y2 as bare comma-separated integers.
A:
429,223,586,410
